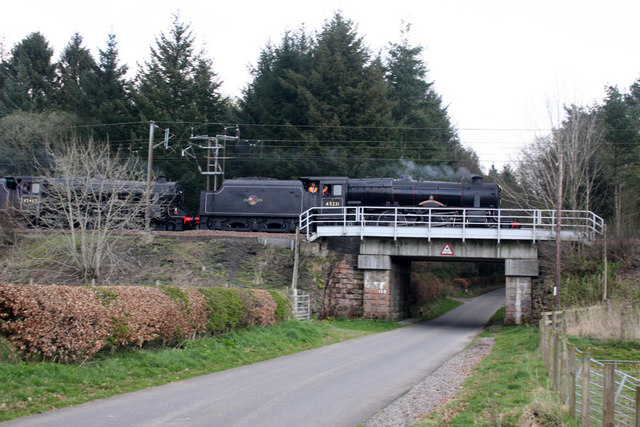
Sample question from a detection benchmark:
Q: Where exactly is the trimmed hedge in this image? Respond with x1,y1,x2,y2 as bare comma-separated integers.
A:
268,290,292,322
0,283,290,362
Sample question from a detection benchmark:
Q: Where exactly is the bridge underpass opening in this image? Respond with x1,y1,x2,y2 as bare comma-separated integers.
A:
357,256,510,322
408,259,506,317
357,238,539,324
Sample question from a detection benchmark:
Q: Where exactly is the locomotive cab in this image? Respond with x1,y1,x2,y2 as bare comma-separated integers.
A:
300,177,348,211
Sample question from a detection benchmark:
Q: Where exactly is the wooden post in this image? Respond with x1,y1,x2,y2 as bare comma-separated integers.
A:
560,338,567,402
540,317,548,365
582,352,591,427
568,344,576,418
291,226,300,299
539,318,544,355
555,152,563,311
602,224,607,301
603,362,615,427
145,120,155,232
552,332,559,391
635,384,639,427
547,322,554,375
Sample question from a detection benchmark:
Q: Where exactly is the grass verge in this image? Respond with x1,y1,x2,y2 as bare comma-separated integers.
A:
421,298,463,321
0,318,398,422
417,325,577,426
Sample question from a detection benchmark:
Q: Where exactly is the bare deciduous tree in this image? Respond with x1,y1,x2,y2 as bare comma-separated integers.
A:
33,139,152,284
500,106,604,212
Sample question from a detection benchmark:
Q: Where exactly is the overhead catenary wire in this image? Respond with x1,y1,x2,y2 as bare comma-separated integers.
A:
2,119,638,173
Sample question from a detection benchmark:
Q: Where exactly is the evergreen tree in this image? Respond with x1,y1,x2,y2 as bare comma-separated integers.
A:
235,13,476,181
232,30,313,178
238,30,312,136
306,13,379,124
385,27,464,170
0,32,57,113
90,34,135,143
303,13,393,178
598,86,640,234
133,14,228,210
57,33,99,121
134,15,226,123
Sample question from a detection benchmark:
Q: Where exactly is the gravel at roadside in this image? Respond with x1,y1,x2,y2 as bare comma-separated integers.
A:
365,336,495,427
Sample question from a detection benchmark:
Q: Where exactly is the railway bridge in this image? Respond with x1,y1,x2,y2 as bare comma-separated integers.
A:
300,207,604,324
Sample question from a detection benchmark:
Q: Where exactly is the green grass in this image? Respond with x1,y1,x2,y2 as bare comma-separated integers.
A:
417,325,577,426
321,317,403,332
487,306,505,324
0,318,399,422
567,336,640,368
422,298,463,320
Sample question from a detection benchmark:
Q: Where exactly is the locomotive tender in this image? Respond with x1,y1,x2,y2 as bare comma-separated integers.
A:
199,175,504,232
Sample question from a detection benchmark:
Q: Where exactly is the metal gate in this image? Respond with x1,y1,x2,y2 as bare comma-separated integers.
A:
293,294,311,320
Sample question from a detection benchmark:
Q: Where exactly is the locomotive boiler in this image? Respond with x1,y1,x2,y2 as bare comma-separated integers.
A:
199,175,502,232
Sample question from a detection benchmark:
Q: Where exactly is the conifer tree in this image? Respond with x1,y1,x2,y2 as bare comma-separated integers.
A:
0,32,57,113
304,13,392,178
93,34,134,131
133,14,228,210
57,33,99,121
232,30,313,178
385,26,462,169
598,86,640,234
134,14,226,123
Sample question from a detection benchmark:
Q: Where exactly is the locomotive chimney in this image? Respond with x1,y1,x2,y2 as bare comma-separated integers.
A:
472,176,483,184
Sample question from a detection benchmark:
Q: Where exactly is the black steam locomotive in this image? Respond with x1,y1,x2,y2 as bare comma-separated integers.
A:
0,175,196,231
199,175,505,232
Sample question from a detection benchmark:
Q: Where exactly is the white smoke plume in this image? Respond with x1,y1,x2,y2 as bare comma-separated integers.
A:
398,160,474,182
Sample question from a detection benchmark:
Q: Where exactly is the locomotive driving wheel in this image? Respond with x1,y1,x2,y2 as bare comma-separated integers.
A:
376,210,408,226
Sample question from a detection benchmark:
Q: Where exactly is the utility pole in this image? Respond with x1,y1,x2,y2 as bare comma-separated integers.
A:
554,153,564,312
145,121,155,232
145,121,171,232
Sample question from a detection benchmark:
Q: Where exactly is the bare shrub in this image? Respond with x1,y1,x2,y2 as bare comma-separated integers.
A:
0,283,111,361
105,286,207,347
247,289,277,326
410,275,442,305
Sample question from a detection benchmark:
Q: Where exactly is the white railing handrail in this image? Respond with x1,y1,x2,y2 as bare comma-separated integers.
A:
300,206,604,243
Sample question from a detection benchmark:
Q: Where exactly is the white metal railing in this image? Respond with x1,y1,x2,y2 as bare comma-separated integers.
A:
300,206,604,243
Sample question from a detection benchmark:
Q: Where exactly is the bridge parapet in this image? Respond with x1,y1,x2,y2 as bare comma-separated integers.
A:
300,207,604,243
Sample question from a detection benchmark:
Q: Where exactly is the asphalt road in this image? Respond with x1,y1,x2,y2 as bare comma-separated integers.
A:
6,288,505,427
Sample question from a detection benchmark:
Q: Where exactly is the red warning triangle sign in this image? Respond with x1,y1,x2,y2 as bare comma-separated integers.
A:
440,243,454,256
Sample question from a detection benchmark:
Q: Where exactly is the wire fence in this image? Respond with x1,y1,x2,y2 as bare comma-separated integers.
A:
540,311,640,426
